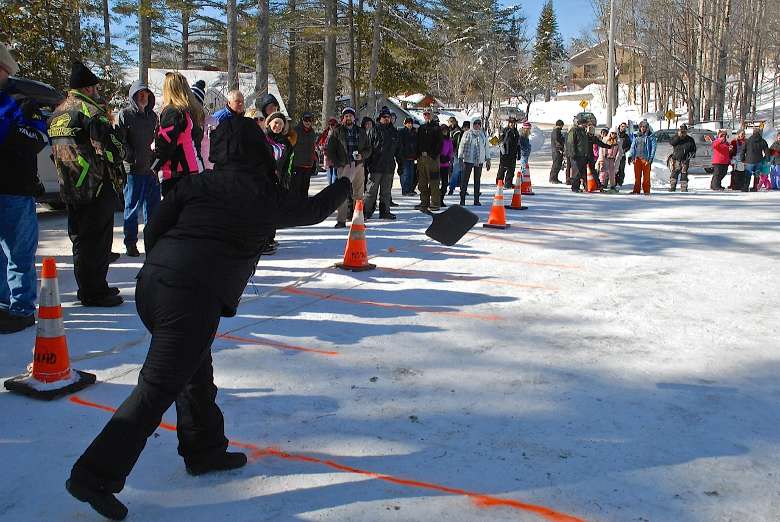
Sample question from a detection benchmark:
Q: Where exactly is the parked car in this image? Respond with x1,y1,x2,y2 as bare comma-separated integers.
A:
5,77,64,209
573,111,598,126
653,128,715,175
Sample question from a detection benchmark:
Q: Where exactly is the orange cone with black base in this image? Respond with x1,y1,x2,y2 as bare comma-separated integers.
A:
586,165,598,192
4,258,96,400
520,163,535,195
483,180,511,229
336,200,376,272
505,171,528,210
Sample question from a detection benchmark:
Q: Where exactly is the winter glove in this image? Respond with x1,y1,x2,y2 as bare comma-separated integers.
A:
485,160,491,171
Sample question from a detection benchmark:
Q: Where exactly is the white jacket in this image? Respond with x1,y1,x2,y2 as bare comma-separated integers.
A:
458,129,489,165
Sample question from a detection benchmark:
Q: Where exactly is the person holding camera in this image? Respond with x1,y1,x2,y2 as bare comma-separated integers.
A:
0,43,48,333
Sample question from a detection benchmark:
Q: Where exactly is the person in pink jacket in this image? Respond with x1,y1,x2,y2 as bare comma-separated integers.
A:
439,124,454,207
709,129,731,191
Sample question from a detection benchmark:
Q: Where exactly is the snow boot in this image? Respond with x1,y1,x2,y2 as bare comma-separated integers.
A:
186,451,248,476
66,478,128,521
680,181,688,192
669,178,677,192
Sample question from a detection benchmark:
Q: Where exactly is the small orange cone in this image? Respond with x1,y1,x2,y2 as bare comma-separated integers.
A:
4,258,96,400
520,162,535,195
335,200,376,272
586,165,598,192
505,171,528,211
483,180,511,229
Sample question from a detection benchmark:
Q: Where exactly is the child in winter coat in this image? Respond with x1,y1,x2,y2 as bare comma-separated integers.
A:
597,128,623,192
770,137,780,190
518,122,532,178
439,124,454,207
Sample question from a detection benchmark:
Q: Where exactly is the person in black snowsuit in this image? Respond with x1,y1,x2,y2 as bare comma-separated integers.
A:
616,122,632,186
549,119,565,183
668,124,696,192
65,116,351,521
496,117,520,188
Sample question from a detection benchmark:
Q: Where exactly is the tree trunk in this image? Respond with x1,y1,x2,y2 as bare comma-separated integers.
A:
321,0,338,122
102,0,111,67
181,10,190,69
348,0,357,110
139,1,151,83
227,0,239,91
67,0,82,63
287,0,297,117
255,0,269,104
714,0,731,125
367,0,382,116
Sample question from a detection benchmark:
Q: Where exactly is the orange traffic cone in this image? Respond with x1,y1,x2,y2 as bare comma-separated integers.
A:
4,258,96,400
483,180,511,229
586,165,598,192
520,162,535,195
505,171,528,211
335,200,376,272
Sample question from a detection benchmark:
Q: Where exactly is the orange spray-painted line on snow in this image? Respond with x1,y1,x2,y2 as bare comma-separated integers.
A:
281,286,504,322
69,395,586,522
376,266,560,292
215,333,339,356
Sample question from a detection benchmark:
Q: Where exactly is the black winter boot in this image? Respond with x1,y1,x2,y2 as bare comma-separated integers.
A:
669,178,677,192
66,478,128,521
186,451,248,476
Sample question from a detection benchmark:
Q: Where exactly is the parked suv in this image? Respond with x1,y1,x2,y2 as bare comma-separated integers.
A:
653,128,715,175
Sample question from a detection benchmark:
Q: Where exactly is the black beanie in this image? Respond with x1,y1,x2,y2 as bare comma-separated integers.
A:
69,61,101,89
259,93,279,116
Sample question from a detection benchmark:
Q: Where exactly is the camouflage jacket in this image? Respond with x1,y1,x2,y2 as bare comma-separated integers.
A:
49,90,125,204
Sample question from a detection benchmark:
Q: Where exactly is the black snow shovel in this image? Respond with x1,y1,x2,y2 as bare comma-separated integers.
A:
424,205,479,246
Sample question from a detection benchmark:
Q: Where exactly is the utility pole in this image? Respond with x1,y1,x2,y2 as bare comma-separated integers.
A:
606,0,616,128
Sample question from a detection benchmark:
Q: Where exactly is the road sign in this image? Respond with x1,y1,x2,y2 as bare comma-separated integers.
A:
665,110,676,121
579,100,589,109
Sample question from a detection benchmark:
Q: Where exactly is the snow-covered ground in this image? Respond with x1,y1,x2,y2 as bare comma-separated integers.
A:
1,145,779,521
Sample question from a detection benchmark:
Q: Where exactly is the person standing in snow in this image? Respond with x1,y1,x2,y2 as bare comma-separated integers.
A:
728,129,747,191
566,117,591,193
709,129,731,191
213,89,245,124
0,43,48,333
447,117,464,195
291,112,318,198
154,72,204,197
416,108,444,211
495,116,519,188
438,123,454,207
327,107,372,228
743,126,769,192
596,128,623,193
364,108,399,220
66,117,351,522
458,118,490,205
116,80,159,257
627,119,656,195
49,61,125,307
518,121,532,183
319,117,338,184
190,80,215,172
769,136,780,190
549,119,565,184
616,122,632,187
667,124,696,192
397,116,418,196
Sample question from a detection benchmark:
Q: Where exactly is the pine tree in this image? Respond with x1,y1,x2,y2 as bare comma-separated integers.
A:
530,0,565,102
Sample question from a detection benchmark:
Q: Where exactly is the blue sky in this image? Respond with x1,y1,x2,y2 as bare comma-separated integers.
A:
519,0,594,42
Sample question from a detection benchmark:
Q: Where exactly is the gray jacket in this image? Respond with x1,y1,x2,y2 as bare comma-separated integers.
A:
117,80,158,174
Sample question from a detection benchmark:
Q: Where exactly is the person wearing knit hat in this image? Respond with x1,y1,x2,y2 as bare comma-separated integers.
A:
190,80,206,106
259,92,280,118
48,61,126,307
341,106,356,117
0,42,48,333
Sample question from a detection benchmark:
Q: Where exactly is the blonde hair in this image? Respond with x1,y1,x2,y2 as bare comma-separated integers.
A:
162,72,204,126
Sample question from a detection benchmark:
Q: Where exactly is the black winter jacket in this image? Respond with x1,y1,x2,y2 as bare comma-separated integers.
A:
744,134,769,164
0,91,48,196
142,117,349,317
398,127,417,160
551,126,565,157
326,124,372,168
369,122,400,173
416,122,443,158
499,126,520,166
670,134,697,161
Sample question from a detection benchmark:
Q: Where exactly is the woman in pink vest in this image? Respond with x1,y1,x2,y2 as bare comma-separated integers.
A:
154,72,204,196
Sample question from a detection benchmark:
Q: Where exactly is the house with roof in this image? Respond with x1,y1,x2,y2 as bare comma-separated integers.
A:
566,41,643,90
